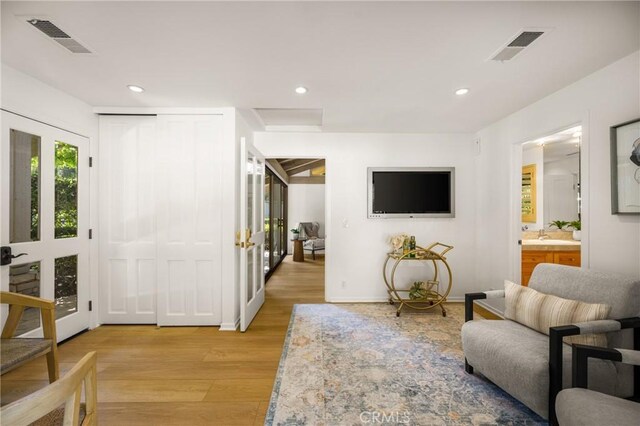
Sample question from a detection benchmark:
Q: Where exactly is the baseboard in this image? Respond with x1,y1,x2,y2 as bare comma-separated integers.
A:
326,297,390,303
326,297,464,303
219,317,240,331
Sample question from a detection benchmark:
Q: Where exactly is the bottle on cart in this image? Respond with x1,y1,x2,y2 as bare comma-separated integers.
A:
403,237,410,256
409,236,416,258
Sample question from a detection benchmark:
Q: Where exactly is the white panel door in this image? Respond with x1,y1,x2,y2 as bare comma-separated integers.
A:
239,137,266,332
99,116,157,323
1,111,90,341
156,115,223,326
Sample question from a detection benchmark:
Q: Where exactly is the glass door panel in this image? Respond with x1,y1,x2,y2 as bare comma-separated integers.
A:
272,179,282,266
54,255,78,320
264,173,271,275
54,142,78,239
246,155,255,303
10,261,41,335
10,129,41,243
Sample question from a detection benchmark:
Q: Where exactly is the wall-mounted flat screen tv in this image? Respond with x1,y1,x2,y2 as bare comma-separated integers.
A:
367,167,455,218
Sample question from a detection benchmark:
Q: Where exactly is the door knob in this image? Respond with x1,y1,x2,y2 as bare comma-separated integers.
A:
1,246,28,266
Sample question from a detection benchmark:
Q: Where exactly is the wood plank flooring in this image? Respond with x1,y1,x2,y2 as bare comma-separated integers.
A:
1,255,325,425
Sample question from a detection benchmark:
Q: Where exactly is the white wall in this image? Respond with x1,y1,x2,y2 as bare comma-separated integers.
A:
255,132,477,301
476,50,640,290
287,184,325,252
1,64,101,328
522,145,544,229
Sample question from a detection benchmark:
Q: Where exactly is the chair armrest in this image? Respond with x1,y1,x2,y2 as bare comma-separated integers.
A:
0,291,55,310
464,290,505,322
571,344,640,390
548,317,640,425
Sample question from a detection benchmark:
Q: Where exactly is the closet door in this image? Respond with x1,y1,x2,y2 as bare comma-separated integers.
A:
99,116,158,323
156,115,223,326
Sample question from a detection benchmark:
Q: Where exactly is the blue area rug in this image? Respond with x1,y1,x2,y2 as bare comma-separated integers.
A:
266,303,546,425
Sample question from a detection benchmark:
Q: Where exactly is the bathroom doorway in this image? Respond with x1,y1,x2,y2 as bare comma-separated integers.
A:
519,125,582,285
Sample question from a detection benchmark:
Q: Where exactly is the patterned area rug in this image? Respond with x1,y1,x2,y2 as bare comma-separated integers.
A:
266,304,546,425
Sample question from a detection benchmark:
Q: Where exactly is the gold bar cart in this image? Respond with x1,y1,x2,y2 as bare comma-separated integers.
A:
382,242,454,317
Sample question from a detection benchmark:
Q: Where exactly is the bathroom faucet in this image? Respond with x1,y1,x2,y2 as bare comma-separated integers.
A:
538,229,549,240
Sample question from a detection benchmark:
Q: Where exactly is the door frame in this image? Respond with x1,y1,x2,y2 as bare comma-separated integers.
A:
509,117,590,282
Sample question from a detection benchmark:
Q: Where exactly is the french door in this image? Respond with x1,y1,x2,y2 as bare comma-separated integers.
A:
239,138,266,332
0,112,90,341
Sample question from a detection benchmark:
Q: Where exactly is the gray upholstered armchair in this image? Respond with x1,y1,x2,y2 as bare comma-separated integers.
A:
298,222,325,260
461,264,640,425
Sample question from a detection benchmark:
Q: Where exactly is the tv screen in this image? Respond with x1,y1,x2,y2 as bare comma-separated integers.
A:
368,167,455,218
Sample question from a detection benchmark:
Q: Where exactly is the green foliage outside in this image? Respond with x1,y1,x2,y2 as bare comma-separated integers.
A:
54,142,78,239
30,152,39,240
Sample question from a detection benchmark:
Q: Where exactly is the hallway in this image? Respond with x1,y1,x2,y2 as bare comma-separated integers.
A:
1,255,325,425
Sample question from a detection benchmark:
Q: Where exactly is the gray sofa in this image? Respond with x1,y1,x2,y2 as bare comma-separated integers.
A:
461,264,640,423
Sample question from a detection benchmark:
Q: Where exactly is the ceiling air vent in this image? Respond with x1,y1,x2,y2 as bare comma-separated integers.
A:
490,29,547,62
25,18,93,54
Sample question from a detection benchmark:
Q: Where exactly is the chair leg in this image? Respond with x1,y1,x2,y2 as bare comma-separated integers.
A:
465,359,473,374
41,307,59,382
45,350,59,383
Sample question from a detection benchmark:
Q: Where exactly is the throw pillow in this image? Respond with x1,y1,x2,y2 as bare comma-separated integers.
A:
504,280,611,347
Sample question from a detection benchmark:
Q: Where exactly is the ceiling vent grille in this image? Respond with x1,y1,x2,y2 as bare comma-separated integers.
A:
490,29,547,62
25,18,93,54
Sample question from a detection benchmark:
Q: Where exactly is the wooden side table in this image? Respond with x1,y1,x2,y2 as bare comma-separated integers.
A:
292,239,306,262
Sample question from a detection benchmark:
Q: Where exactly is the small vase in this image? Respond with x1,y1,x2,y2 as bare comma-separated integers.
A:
292,234,298,240
572,230,581,241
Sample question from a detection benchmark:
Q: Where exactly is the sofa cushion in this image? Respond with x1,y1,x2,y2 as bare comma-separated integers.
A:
504,280,611,347
461,319,617,419
529,264,640,320
556,388,640,426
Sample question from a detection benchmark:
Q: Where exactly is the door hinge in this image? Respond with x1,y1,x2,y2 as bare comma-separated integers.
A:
89,157,93,167
88,300,93,311
89,229,93,239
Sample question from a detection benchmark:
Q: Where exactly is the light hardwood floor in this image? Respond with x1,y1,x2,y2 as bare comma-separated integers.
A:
1,255,325,425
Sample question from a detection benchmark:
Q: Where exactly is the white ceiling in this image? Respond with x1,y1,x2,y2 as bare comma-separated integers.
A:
1,1,639,133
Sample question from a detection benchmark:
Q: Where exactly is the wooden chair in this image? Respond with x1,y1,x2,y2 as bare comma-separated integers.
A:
0,351,97,426
1,291,59,383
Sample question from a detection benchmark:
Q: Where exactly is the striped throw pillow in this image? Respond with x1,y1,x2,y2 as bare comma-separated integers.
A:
504,280,611,347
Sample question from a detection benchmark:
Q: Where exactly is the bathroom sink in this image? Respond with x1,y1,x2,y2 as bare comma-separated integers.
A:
522,239,580,246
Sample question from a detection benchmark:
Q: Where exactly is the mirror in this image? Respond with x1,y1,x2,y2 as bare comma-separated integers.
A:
522,164,536,223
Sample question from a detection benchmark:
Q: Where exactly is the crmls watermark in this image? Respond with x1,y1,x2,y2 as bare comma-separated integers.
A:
359,411,411,424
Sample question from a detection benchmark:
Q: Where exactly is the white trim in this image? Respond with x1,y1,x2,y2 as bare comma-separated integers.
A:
92,107,233,115
219,317,240,332
264,161,289,186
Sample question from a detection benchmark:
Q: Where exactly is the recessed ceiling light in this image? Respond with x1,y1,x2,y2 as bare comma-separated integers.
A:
455,88,470,96
295,86,308,94
127,85,144,93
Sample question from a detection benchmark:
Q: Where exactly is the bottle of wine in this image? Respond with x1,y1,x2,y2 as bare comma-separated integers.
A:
403,237,410,256
409,236,416,258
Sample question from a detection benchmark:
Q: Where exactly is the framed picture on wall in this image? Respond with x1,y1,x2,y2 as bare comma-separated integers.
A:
611,118,640,214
